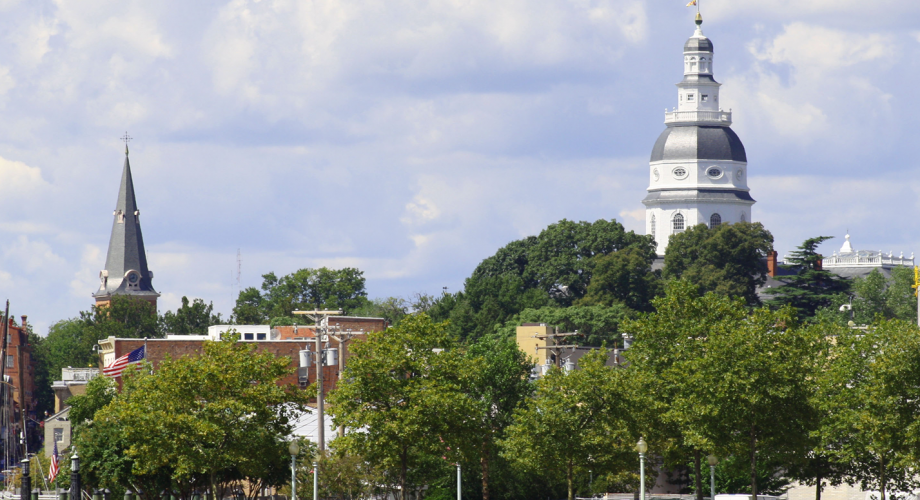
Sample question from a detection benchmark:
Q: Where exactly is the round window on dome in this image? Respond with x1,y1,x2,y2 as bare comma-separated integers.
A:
653,168,660,181
672,167,688,179
707,167,722,178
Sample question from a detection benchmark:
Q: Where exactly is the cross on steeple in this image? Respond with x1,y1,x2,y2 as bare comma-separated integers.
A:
121,131,132,155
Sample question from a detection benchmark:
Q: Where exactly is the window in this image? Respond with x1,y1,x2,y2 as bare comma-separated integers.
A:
687,94,695,102
701,94,709,102
741,213,746,222
256,333,266,340
650,215,656,237
710,213,721,229
707,167,722,178
244,333,254,340
672,214,685,233
54,428,63,443
673,167,687,178
5,355,12,369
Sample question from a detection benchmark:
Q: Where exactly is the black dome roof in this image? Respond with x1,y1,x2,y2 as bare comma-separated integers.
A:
684,37,713,53
650,125,746,162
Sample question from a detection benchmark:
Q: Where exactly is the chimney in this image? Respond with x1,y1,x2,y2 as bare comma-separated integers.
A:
767,251,778,277
816,258,823,271
20,316,26,332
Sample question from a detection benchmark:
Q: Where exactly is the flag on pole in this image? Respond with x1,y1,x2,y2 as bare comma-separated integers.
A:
48,441,60,482
103,345,146,378
686,0,697,5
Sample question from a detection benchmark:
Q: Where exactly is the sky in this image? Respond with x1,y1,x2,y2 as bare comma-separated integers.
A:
0,0,918,334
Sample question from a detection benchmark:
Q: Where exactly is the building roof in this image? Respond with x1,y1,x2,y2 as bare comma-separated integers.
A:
643,188,755,204
94,147,159,299
650,125,747,162
684,35,713,53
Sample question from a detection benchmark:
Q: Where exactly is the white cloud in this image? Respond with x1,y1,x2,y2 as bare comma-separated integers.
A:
0,156,46,195
750,23,894,75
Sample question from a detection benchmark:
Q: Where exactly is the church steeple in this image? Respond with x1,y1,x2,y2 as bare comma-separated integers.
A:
93,146,159,307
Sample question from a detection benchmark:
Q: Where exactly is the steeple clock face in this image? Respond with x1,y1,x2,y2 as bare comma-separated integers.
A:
126,271,140,285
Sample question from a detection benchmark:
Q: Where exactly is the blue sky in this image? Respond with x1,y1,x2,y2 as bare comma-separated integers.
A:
0,0,918,334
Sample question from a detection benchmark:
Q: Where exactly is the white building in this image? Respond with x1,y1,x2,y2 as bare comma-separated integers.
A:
644,13,753,255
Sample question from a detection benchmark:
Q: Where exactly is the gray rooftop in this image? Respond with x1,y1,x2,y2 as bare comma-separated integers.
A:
650,125,747,163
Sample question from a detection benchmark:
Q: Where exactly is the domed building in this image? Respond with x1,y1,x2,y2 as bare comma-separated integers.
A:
643,13,753,255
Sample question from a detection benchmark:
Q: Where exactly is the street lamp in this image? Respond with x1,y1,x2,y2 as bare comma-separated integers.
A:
636,437,648,500
707,455,718,500
288,441,300,500
312,461,319,500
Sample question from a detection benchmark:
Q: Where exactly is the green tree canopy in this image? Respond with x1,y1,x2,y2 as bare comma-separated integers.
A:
328,314,476,500
578,244,662,312
159,296,223,334
814,320,920,500
663,221,774,305
232,267,369,324
75,335,310,500
766,236,850,318
498,304,635,348
440,219,653,341
501,349,637,500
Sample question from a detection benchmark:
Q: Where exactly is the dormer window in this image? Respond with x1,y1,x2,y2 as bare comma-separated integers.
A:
701,95,708,102
116,210,125,223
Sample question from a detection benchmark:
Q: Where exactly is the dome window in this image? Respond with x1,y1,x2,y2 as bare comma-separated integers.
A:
672,213,685,233
710,213,721,229
672,167,688,179
707,167,722,178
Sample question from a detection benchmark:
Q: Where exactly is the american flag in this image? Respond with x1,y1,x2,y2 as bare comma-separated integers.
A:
103,346,145,378
48,441,59,482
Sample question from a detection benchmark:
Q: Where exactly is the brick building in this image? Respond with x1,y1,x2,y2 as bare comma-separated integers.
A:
97,316,388,394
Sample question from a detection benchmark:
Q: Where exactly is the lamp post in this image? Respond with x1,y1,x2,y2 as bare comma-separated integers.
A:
288,441,300,500
456,464,461,500
312,461,318,500
20,458,30,500
636,437,647,500
70,449,80,500
707,455,718,500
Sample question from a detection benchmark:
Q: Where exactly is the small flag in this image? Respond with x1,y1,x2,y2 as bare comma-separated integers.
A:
48,441,59,482
686,0,697,5
103,346,145,378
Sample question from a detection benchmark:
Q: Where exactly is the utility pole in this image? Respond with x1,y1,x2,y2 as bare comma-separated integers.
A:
292,310,342,454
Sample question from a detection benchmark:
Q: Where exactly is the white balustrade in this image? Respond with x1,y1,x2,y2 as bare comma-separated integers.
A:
664,110,732,125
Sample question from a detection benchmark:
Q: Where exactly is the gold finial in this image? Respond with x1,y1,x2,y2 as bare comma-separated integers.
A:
695,12,702,25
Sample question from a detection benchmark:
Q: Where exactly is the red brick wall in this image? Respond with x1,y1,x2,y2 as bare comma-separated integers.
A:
109,338,343,396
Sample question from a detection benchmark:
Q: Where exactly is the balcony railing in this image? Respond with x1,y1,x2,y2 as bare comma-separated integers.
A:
820,251,915,268
664,110,732,125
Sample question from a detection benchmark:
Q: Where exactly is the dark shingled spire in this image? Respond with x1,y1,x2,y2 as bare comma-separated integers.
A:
93,148,159,304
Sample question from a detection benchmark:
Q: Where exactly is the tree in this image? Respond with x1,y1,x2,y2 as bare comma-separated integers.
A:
41,297,160,384
328,314,476,500
766,237,851,318
447,219,653,341
818,268,918,325
463,333,534,500
578,244,662,312
159,296,223,334
501,349,637,500
624,280,751,500
77,335,310,499
348,296,409,325
695,305,818,500
232,267,369,323
625,280,820,500
68,375,117,430
815,320,920,500
663,222,774,305
81,296,161,340
498,304,635,348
